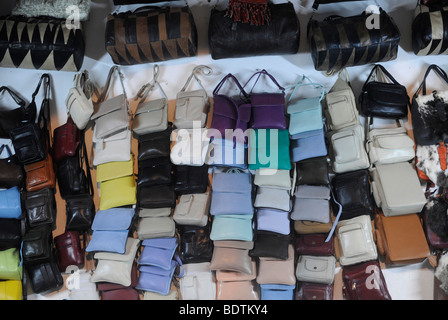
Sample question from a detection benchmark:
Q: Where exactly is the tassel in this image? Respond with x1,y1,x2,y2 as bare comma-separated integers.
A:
438,142,447,171
225,0,271,26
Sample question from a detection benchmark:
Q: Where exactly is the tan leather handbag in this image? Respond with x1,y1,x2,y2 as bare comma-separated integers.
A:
24,154,56,192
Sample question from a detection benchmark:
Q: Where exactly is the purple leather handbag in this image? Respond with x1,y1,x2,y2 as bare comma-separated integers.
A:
244,69,286,130
210,73,251,138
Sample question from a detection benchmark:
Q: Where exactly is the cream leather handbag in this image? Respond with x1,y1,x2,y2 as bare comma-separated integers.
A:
173,192,211,226
257,245,295,285
295,255,336,285
180,262,216,300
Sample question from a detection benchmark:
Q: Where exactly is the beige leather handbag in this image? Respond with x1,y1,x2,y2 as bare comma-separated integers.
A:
256,245,296,285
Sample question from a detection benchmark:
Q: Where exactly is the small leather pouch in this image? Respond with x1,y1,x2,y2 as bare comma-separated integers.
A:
178,223,214,264
174,164,209,195
0,187,22,219
137,217,176,239
137,156,172,188
295,255,336,285
210,240,254,274
52,116,80,163
138,184,176,209
256,245,295,285
22,225,54,265
249,231,292,260
138,238,178,270
65,194,95,232
173,192,211,227
54,230,85,272
295,233,334,256
25,188,57,230
0,248,22,280
26,261,63,294
137,126,172,161
0,280,22,300
24,154,56,192
99,175,137,211
296,156,329,185
0,144,24,188
291,185,331,222
0,219,22,250
295,281,334,300
374,213,430,265
260,284,295,300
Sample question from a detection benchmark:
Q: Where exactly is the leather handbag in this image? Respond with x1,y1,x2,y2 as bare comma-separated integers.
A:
295,255,336,285
9,74,51,165
105,5,198,65
138,125,172,161
65,70,97,130
250,231,292,260
174,66,211,129
22,225,54,265
137,217,176,239
174,164,208,195
180,262,216,300
210,214,254,241
0,219,22,250
260,284,295,300
423,197,448,250
248,129,291,170
366,120,415,166
12,0,91,21
137,156,172,188
216,279,259,300
412,2,448,56
91,238,140,287
26,261,63,294
170,128,210,166
138,207,171,218
0,248,22,280
331,169,374,221
254,168,292,190
0,16,84,71
342,260,391,300
411,64,448,146
96,263,139,300
92,128,132,166
256,208,291,235
178,223,214,264
208,1,300,59
291,128,328,163
210,240,254,274
210,73,251,137
296,156,329,186
91,66,130,141
294,219,333,235
370,162,427,217
245,69,286,130
0,187,22,219
138,184,176,209
98,153,134,184
25,154,56,192
295,233,334,256
0,144,24,188
138,238,178,269
291,185,331,223
206,138,248,169
173,192,211,227
336,215,377,266
0,86,27,138
324,71,360,131
99,175,137,211
52,117,80,163
65,193,95,232
25,188,57,230
133,68,169,136
374,213,430,265
256,245,296,285
359,64,409,118
308,1,400,74
0,280,22,300
295,282,334,300
254,186,291,212
54,230,85,273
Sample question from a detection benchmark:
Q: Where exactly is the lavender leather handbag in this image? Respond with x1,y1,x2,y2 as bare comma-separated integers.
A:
137,238,178,270
210,73,251,138
291,128,328,162
244,69,286,130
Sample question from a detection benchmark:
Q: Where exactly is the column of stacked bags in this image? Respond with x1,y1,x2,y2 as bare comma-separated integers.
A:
359,64,429,268
323,69,391,300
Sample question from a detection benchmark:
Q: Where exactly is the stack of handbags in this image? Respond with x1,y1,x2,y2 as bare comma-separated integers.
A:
136,238,184,296
287,75,327,162
308,0,400,74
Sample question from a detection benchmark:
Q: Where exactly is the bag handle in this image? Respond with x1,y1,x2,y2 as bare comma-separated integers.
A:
74,70,98,100
180,65,213,94
32,74,52,151
79,130,94,197
213,73,249,100
135,64,167,104
362,64,400,90
0,86,26,108
96,65,128,104
286,75,326,103
243,69,285,95
414,64,448,97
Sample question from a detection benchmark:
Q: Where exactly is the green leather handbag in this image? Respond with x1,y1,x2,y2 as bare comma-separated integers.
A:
0,248,22,280
248,129,291,170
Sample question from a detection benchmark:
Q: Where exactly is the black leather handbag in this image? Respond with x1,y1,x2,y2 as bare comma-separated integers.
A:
65,193,96,232
178,222,214,264
249,230,292,260
0,144,24,189
208,1,300,60
137,126,172,162
308,0,400,74
0,218,23,250
174,164,209,195
138,184,176,209
137,156,172,188
0,86,28,138
24,188,57,230
331,169,374,221
359,64,410,119
296,156,329,186
9,74,51,165
22,225,54,265
26,261,63,294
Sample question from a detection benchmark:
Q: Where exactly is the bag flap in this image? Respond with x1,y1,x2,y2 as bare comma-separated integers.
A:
287,96,321,114
290,128,324,140
91,208,135,231
25,195,47,209
91,94,126,120
141,237,177,251
332,130,360,163
93,237,140,261
213,240,254,250
375,135,414,149
251,93,285,107
212,95,239,119
139,260,176,276
212,172,252,193
135,98,167,115
304,257,330,272
338,223,369,256
295,185,330,199
366,82,408,103
24,159,46,172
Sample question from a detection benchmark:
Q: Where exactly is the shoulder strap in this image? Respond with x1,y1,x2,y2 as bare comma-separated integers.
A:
180,65,212,93
135,64,167,104
213,73,249,100
96,65,127,103
243,69,285,94
287,75,326,103
414,64,448,97
0,86,26,108
32,74,52,150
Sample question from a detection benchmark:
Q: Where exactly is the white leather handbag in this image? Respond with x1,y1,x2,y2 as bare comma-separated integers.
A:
65,70,97,130
254,186,291,212
137,217,176,239
371,162,427,217
366,121,415,165
336,215,377,267
253,169,292,190
180,262,216,300
329,123,369,173
92,127,131,166
173,192,211,227
295,255,336,285
170,128,211,166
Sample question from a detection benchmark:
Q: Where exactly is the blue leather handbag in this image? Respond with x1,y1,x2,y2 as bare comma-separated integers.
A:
0,187,22,219
260,284,295,300
290,128,327,162
138,238,178,270
210,214,253,241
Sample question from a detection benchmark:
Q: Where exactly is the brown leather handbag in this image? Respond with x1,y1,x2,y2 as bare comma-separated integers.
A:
295,282,334,300
0,144,24,188
295,233,334,256
52,116,80,163
374,213,430,265
24,154,56,192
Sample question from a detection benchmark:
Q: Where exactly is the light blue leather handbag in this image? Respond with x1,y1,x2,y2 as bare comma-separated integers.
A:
210,214,253,241
0,187,22,219
138,237,178,270
256,208,291,235
260,284,295,300
286,75,326,136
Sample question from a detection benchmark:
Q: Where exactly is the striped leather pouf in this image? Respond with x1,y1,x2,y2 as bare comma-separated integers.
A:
105,6,198,65
308,8,400,74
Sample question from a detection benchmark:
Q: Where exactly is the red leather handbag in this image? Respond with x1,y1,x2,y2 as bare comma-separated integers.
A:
342,260,392,300
54,230,85,273
295,233,334,256
52,117,80,163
